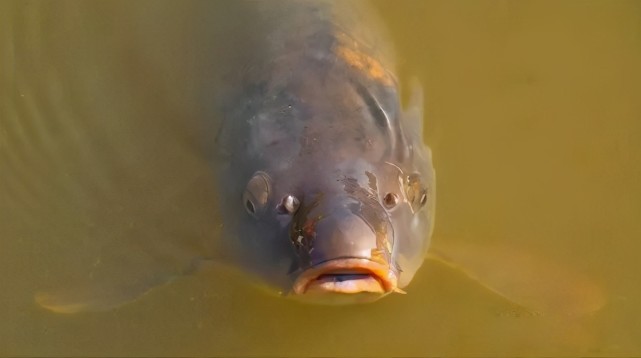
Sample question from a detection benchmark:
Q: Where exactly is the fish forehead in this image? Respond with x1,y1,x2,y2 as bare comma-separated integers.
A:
245,70,400,176
269,157,393,202
229,3,399,167
215,3,405,198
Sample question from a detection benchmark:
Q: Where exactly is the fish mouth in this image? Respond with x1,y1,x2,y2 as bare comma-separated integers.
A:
293,258,398,295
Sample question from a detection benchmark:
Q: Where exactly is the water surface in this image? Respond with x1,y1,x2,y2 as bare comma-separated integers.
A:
1,0,640,356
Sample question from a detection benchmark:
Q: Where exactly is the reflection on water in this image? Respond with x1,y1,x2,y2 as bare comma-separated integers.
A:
1,0,640,356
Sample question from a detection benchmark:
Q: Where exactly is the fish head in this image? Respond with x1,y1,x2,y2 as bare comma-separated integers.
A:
233,141,434,304
217,55,434,303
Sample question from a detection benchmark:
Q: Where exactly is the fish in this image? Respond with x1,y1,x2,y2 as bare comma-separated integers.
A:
211,0,435,305
30,0,435,311
24,1,604,315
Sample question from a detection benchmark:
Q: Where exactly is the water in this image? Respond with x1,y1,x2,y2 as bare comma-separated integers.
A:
1,0,640,356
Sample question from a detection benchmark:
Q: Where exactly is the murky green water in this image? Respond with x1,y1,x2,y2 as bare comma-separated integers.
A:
1,0,640,356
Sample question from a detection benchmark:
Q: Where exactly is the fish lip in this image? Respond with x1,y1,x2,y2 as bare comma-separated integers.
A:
292,258,398,295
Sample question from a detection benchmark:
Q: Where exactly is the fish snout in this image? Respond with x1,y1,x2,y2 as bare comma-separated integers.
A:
290,199,399,300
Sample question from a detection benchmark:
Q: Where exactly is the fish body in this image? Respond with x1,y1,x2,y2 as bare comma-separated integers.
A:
214,0,435,303
29,0,435,312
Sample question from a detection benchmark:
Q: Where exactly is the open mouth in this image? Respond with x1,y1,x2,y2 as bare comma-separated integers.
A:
293,258,399,295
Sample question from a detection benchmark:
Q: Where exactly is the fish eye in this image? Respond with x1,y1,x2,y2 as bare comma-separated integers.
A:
419,192,427,207
277,195,300,215
245,199,256,214
242,171,271,217
383,192,398,209
406,173,428,213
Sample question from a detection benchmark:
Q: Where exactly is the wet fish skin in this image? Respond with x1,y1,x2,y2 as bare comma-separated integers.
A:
214,0,435,302
27,0,435,313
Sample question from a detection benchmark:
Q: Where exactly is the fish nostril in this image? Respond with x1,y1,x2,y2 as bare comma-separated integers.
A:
277,195,300,215
383,192,398,209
